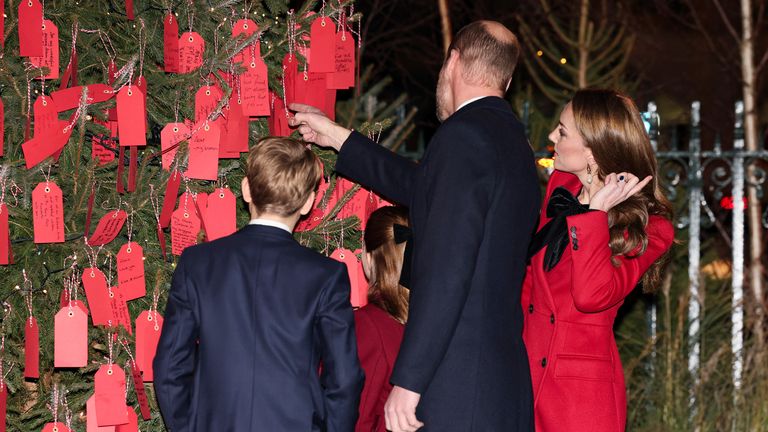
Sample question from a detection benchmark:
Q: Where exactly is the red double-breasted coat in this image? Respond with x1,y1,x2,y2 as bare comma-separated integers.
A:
522,170,674,431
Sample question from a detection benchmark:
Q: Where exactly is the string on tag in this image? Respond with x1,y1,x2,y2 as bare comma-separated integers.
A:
149,185,162,229
83,237,104,277
22,269,34,325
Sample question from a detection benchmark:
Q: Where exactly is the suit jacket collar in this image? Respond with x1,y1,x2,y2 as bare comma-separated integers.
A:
238,223,295,241
453,95,511,115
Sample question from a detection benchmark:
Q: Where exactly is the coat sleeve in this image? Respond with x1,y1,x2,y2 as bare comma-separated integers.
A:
153,251,200,432
390,122,495,394
565,212,674,313
335,131,419,206
317,263,365,432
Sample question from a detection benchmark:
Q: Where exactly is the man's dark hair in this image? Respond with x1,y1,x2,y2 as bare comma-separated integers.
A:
447,21,520,91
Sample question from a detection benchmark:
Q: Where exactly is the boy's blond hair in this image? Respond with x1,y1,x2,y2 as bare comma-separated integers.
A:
246,137,322,217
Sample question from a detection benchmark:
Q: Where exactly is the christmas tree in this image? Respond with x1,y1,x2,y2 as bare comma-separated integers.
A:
0,0,413,429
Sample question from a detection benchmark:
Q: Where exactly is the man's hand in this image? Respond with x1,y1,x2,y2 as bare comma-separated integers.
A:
384,386,424,432
288,103,351,151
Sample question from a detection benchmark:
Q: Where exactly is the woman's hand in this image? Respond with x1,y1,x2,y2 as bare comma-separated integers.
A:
588,172,653,212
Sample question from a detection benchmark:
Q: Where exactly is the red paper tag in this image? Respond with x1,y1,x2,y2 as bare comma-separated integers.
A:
54,306,88,367
133,76,148,128
0,0,4,49
92,134,117,166
0,204,9,265
116,86,146,146
337,187,368,223
0,97,4,156
195,85,223,123
34,96,58,137
95,364,128,426
330,248,363,307
310,17,336,73
163,14,179,73
178,32,204,73
135,311,163,381
83,268,113,326
87,210,127,246
23,120,73,169
117,242,145,300
219,96,248,157
185,122,220,181
294,71,327,109
282,54,298,105
24,317,40,378
59,294,89,316
125,0,135,20
159,171,181,228
115,408,138,432
87,395,116,432
240,55,270,117
42,423,70,432
29,20,59,79
328,31,355,89
157,223,167,261
108,287,131,334
232,19,258,65
18,0,43,57
0,383,6,432
171,207,201,255
205,188,236,241
51,84,115,111
128,361,151,420
269,95,292,137
160,123,189,170
32,182,64,243
194,192,208,226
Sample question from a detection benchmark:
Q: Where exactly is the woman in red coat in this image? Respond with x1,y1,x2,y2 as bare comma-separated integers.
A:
355,206,410,432
522,89,674,431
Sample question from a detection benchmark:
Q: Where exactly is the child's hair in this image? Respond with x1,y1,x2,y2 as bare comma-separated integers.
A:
246,137,322,217
363,206,410,323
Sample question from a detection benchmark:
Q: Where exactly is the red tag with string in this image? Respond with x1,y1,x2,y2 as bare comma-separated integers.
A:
219,96,247,157
32,182,64,243
164,14,179,73
328,30,355,89
0,97,4,156
23,120,73,169
310,17,336,72
125,0,134,20
29,20,59,79
0,382,6,432
270,96,292,137
59,294,89,317
171,206,201,255
186,122,220,181
87,210,127,246
178,32,204,73
83,268,113,326
116,146,125,194
18,0,43,57
195,85,223,123
92,134,117,166
108,287,131,334
95,364,128,426
240,54,270,117
135,311,163,381
51,84,114,112
194,192,208,224
160,123,188,170
117,242,145,300
54,306,88,367
294,71,327,109
116,86,146,146
24,317,40,378
133,76,148,128
0,204,10,265
59,43,78,90
42,423,70,432
34,96,58,137
128,361,151,420
159,171,182,228
232,19,258,65
115,408,138,432
330,249,362,307
0,0,4,49
86,395,116,432
157,224,167,261
283,54,298,105
206,188,236,241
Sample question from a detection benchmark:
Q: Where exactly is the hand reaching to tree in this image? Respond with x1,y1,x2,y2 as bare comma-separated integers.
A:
288,103,352,151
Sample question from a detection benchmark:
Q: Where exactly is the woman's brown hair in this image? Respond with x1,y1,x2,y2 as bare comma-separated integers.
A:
363,206,410,323
571,88,674,292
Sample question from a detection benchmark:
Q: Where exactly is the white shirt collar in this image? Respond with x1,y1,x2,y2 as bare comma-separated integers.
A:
249,218,292,233
456,96,488,112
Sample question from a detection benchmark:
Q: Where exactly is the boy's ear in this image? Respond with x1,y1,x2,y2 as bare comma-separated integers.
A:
241,177,252,204
299,192,315,216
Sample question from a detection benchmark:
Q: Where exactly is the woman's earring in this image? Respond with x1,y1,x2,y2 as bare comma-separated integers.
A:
586,165,593,184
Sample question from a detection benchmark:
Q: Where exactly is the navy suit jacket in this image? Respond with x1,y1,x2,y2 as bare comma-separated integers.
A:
153,224,364,432
336,97,540,431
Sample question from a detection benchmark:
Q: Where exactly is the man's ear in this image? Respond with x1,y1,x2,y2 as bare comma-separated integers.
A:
445,49,459,77
299,191,315,216
241,177,252,205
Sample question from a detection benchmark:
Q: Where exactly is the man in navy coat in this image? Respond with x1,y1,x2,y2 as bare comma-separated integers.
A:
291,20,540,432
153,137,364,431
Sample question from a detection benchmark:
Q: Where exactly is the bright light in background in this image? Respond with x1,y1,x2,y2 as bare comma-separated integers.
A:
537,158,554,168
536,50,543,57
560,58,567,64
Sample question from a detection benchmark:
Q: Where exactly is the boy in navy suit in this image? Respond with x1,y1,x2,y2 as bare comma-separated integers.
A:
154,137,364,432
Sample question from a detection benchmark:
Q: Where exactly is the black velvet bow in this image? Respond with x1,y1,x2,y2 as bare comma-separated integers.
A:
527,187,592,271
393,224,413,289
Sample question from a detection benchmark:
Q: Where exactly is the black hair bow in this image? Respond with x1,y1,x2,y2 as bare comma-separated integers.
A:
393,224,413,288
527,187,592,271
